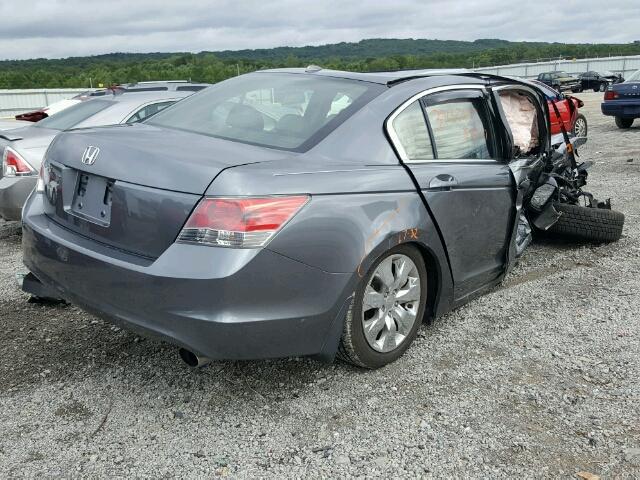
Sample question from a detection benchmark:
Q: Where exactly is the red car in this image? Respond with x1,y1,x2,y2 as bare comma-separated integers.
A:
531,80,587,137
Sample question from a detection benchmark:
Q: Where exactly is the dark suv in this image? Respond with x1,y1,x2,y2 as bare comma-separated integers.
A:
537,71,580,93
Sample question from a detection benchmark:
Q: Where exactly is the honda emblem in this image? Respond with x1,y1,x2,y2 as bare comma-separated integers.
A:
81,146,100,165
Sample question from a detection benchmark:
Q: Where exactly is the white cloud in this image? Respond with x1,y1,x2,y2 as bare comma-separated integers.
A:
0,0,639,60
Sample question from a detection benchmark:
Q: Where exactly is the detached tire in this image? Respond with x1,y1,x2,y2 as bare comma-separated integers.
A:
546,203,624,242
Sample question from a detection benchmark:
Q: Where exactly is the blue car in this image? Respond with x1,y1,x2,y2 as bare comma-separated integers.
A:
601,69,640,128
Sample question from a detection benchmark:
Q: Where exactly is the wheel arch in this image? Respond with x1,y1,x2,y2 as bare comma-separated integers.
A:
409,241,442,323
314,230,454,363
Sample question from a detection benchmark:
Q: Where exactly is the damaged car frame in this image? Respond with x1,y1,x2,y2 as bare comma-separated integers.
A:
21,68,624,369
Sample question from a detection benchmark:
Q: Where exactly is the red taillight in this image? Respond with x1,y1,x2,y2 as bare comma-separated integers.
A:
604,90,618,100
2,147,36,177
178,196,310,248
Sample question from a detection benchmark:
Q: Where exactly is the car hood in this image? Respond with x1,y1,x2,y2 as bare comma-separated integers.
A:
46,123,298,194
613,81,640,89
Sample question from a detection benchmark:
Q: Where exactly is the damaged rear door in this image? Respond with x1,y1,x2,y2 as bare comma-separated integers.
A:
489,83,555,272
387,86,515,301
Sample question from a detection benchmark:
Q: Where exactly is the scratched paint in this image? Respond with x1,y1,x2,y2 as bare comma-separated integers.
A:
356,199,421,278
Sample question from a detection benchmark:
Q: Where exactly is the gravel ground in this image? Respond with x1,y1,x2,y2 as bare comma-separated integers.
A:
0,92,639,478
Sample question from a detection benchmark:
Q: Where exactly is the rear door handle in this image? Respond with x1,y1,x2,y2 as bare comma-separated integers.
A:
429,174,458,190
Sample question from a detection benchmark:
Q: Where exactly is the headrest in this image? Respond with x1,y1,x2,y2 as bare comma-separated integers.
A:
226,104,264,131
276,114,305,134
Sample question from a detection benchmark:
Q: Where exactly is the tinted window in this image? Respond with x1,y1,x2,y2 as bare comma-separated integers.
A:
126,101,176,123
425,99,493,160
146,73,383,151
391,101,434,160
123,87,168,92
176,85,207,92
34,100,111,130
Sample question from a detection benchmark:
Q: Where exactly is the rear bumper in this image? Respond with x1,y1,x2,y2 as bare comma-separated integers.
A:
601,101,640,118
0,175,36,220
22,193,354,361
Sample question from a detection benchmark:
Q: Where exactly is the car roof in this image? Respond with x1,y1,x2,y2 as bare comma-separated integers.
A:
257,67,476,85
95,90,193,106
122,81,212,91
67,91,193,129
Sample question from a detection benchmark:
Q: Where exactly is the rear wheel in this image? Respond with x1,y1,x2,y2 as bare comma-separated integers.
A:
572,114,588,137
546,203,624,242
338,245,427,369
599,83,607,92
615,117,634,129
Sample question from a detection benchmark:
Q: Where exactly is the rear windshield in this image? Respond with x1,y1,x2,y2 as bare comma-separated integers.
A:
625,70,640,83
123,87,169,92
35,100,111,130
146,73,384,151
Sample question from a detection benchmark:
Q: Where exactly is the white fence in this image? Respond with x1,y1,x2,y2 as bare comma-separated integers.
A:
474,55,640,79
1,54,639,117
0,88,93,117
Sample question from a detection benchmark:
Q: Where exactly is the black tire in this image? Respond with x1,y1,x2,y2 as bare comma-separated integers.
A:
615,117,634,129
572,114,588,137
546,203,624,243
599,83,607,92
553,84,561,92
337,245,428,369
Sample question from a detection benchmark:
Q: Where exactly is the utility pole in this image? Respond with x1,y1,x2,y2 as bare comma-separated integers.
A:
236,64,240,76
89,77,93,89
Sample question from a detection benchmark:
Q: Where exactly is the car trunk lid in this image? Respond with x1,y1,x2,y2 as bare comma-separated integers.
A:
613,82,640,100
42,123,293,258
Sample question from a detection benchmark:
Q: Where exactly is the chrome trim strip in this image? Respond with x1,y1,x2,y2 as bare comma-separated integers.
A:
385,84,494,164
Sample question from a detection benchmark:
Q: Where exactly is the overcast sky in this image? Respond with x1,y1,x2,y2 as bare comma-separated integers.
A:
1,0,639,60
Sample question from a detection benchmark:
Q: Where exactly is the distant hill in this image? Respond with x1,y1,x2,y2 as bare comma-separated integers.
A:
1,38,639,89
210,38,528,60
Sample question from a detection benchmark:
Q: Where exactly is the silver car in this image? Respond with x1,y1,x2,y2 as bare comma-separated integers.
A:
0,91,193,220
0,119,30,130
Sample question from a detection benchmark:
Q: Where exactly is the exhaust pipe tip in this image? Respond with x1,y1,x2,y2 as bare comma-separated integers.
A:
179,348,211,368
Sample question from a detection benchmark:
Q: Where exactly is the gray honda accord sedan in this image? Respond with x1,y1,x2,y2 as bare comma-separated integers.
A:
21,68,621,368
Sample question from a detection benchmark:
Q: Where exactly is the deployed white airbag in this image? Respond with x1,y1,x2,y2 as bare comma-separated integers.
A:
499,91,539,155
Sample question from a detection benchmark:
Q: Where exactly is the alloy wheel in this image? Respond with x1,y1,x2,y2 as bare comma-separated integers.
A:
361,254,421,353
574,117,587,137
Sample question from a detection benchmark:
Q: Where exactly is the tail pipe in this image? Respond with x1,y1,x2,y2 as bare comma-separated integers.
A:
178,348,211,368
